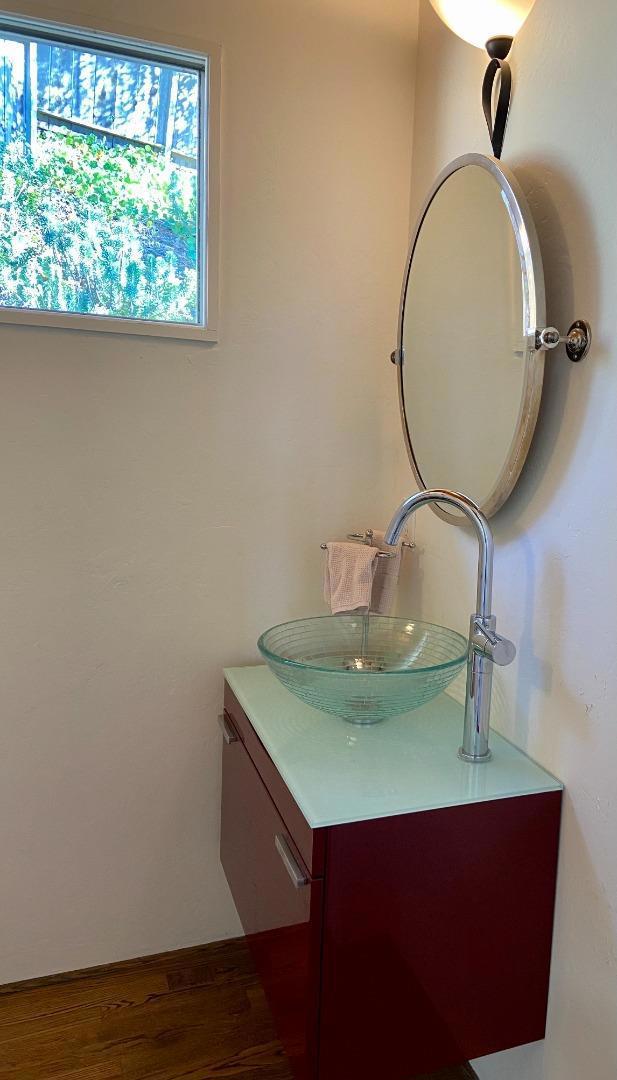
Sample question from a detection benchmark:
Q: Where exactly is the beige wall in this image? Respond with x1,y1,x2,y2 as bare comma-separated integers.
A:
0,0,417,983
394,2,617,1078
4,6,614,1075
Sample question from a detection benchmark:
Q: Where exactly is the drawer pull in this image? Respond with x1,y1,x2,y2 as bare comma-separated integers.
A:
218,713,239,745
275,834,309,889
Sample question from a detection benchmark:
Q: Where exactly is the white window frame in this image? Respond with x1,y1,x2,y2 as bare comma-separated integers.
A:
0,9,220,341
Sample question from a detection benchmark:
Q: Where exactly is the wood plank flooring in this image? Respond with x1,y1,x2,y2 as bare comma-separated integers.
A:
0,939,477,1080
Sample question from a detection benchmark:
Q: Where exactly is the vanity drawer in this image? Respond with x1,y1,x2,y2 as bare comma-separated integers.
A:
220,728,322,1080
224,684,325,877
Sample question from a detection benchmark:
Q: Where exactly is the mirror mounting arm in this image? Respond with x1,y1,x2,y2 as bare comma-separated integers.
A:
536,320,592,363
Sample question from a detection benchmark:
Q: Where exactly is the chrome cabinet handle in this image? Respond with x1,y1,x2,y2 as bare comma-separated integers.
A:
274,834,309,889
218,713,239,744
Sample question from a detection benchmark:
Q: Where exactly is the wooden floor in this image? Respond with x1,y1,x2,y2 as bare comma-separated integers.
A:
0,939,477,1080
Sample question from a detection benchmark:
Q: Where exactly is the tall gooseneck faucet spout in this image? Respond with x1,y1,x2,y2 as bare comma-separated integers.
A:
385,489,515,762
385,489,494,618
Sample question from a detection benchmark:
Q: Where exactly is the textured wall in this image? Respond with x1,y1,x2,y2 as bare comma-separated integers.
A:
0,0,417,983
391,2,617,1078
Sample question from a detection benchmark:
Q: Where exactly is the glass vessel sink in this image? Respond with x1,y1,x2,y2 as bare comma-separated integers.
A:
257,614,468,724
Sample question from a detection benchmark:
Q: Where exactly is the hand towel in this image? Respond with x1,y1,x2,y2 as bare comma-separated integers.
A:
323,542,379,614
369,530,402,615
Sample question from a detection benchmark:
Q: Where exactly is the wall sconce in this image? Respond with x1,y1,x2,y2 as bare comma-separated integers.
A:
428,1,535,158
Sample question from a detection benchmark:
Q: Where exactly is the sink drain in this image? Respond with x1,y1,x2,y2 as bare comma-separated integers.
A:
343,657,386,673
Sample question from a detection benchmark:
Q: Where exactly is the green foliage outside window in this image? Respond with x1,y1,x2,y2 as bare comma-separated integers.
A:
0,128,198,322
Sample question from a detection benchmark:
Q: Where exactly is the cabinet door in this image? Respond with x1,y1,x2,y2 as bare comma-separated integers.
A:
220,719,322,1080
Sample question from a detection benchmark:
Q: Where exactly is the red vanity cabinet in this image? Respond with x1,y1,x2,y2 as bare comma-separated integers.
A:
220,680,562,1080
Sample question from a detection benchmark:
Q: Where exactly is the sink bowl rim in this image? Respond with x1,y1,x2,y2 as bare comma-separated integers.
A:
257,614,468,676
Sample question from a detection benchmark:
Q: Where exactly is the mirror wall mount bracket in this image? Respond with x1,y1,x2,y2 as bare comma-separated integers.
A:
536,320,592,363
482,36,513,159
390,347,404,366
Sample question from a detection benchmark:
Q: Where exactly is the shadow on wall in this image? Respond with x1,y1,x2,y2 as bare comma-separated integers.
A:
489,538,594,757
496,156,601,533
486,158,601,748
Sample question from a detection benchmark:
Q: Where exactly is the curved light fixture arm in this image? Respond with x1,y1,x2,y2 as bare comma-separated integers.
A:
482,37,513,159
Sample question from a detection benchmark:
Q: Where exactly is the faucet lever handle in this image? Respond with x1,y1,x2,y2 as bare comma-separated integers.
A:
473,618,516,667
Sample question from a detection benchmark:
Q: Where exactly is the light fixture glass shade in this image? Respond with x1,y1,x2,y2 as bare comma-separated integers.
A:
428,0,535,49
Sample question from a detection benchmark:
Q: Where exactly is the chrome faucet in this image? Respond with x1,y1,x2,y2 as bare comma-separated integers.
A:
384,489,516,762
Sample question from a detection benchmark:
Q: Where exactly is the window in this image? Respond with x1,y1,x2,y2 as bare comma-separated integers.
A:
0,16,219,339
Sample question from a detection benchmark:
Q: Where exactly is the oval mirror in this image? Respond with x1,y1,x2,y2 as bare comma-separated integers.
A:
398,153,546,524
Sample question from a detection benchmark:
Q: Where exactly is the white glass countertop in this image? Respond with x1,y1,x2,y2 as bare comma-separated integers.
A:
224,665,562,830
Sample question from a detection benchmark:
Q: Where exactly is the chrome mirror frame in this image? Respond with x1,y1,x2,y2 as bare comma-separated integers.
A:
395,153,546,526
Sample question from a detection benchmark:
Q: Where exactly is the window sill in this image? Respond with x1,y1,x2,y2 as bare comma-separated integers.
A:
0,307,218,342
